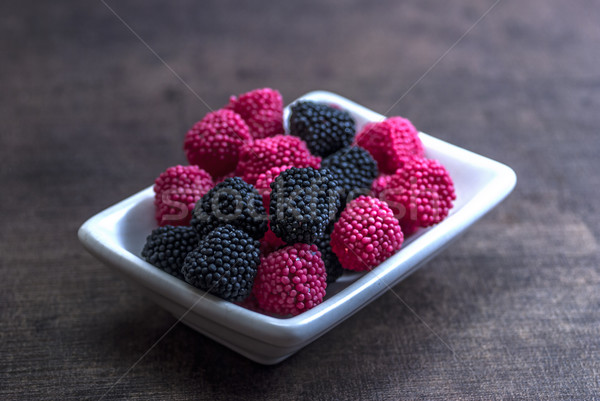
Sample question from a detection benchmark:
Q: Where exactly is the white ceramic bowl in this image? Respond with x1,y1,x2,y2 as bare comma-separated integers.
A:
78,91,516,364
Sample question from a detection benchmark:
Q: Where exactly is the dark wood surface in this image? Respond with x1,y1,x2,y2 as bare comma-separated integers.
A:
2,0,599,399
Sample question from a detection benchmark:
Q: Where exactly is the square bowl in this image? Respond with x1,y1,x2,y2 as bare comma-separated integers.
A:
78,90,516,364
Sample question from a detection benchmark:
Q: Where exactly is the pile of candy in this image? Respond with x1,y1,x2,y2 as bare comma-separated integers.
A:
142,88,455,316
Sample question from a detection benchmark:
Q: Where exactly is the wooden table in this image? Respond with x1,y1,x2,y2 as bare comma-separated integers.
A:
2,0,599,399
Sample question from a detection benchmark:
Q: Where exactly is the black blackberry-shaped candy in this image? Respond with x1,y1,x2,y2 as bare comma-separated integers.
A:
270,167,341,244
321,146,378,205
314,225,344,284
190,177,267,240
182,225,261,302
141,225,201,280
289,101,356,157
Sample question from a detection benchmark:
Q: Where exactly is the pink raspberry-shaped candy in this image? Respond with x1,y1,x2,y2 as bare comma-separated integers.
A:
380,158,456,236
184,109,251,178
153,165,214,226
259,222,286,255
214,171,236,185
256,166,292,254
355,117,425,174
255,165,294,210
331,195,404,271
235,135,321,184
371,174,393,198
253,244,327,316
227,88,284,139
